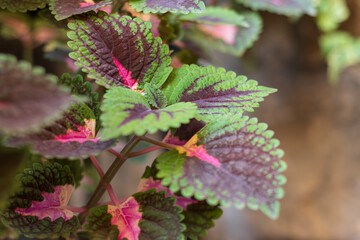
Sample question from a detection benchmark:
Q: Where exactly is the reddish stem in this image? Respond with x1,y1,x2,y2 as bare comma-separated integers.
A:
127,145,163,158
108,148,121,157
138,136,178,149
89,155,104,178
66,206,86,213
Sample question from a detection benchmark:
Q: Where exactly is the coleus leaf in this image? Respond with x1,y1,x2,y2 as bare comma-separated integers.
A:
184,12,262,56
143,83,168,109
49,158,84,188
163,64,275,122
0,0,47,12
1,162,80,239
129,0,205,14
101,87,197,139
85,189,185,240
59,73,101,132
178,6,248,26
6,102,115,158
0,145,28,211
49,0,112,20
316,0,349,32
182,201,222,240
0,54,76,135
156,115,286,219
237,0,316,16
67,11,172,90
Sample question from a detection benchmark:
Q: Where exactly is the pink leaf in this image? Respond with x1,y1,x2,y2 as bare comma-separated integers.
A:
107,197,141,240
199,24,238,45
137,177,197,209
15,184,74,221
54,119,98,143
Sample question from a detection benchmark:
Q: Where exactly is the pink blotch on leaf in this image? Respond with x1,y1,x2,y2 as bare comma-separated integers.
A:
136,177,197,209
55,119,98,143
79,0,95,8
112,56,138,90
15,184,74,221
107,197,141,240
176,134,221,167
199,24,238,45
271,0,283,5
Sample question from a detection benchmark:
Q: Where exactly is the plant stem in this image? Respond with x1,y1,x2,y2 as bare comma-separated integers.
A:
89,155,104,178
78,136,141,223
138,136,178,149
66,206,86,213
127,145,163,158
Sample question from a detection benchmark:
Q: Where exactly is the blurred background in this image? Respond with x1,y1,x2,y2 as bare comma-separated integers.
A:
1,0,360,239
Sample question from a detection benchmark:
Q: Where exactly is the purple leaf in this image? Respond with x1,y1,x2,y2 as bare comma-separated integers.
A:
49,0,112,20
67,11,172,89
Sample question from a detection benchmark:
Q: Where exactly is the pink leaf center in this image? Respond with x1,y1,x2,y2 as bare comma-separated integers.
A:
107,198,141,240
79,0,95,8
55,119,98,143
15,184,74,221
176,134,221,167
112,56,138,90
136,177,197,209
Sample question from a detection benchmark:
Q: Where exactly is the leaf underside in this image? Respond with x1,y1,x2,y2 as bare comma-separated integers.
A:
237,0,316,16
0,54,76,135
49,0,112,20
129,0,205,14
1,162,80,239
156,115,286,218
163,64,275,122
101,87,197,139
185,12,262,56
0,0,47,12
67,11,172,89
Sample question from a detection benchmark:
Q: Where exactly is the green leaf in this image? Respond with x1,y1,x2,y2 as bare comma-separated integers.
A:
0,54,77,135
320,32,360,83
0,145,28,211
101,87,197,139
316,0,349,32
0,0,48,12
86,189,185,240
67,11,172,90
59,73,101,132
129,0,205,14
144,83,168,109
182,201,222,239
156,115,286,218
163,64,275,122
237,0,316,16
49,159,84,188
184,12,262,56
1,162,80,239
178,6,248,26
49,0,112,20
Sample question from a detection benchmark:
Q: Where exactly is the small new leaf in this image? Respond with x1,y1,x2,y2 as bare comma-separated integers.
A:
1,162,80,239
129,0,205,14
237,0,316,16
67,11,172,89
178,6,248,26
101,87,197,139
0,0,47,12
49,0,112,20
156,115,286,218
163,64,275,122
144,83,168,109
0,54,76,135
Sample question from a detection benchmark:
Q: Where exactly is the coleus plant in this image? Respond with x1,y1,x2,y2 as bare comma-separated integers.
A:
0,0,323,239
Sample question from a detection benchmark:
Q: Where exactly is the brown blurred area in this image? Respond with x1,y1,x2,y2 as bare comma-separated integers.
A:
204,1,360,239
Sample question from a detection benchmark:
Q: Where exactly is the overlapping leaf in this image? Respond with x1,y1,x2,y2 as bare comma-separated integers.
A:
1,162,80,239
316,0,349,32
6,98,115,158
129,0,205,14
178,6,248,26
86,189,185,240
67,11,172,89
184,12,262,56
49,0,112,20
163,64,275,122
237,0,316,16
156,115,286,219
101,87,197,139
0,0,48,12
0,54,76,135
144,83,168,109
